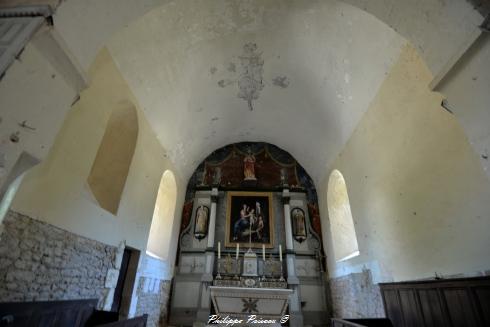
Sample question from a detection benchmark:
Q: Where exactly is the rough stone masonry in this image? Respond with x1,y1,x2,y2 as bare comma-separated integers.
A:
329,269,384,318
135,276,171,327
0,210,117,305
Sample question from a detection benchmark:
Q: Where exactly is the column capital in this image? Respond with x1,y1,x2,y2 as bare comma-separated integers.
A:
211,187,219,203
282,188,290,204
287,276,300,285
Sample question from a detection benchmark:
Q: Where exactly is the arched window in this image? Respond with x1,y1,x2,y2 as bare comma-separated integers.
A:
146,170,177,260
87,104,138,215
327,169,359,262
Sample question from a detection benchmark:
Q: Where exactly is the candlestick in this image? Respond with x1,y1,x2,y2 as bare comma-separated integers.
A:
279,245,282,262
218,241,221,259
236,243,239,259
262,244,266,261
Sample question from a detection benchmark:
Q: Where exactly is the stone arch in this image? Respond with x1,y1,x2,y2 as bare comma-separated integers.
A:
327,169,359,262
87,103,138,215
146,170,178,260
0,152,40,224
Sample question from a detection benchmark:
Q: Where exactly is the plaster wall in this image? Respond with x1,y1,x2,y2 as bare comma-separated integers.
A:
0,43,77,191
9,48,184,264
53,0,167,72
437,36,490,181
342,0,483,74
320,44,490,284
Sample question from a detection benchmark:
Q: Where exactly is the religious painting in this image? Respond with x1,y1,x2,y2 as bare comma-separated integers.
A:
194,205,209,240
291,207,307,243
225,191,274,248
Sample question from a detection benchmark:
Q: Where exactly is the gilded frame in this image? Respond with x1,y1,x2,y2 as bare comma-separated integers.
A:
225,191,274,248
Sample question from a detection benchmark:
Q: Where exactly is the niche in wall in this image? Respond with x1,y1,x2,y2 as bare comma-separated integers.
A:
87,103,138,215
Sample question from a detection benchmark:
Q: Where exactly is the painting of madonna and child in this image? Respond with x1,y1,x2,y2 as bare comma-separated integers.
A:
225,191,274,249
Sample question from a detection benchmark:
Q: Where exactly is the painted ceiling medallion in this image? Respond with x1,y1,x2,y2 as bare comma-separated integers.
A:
237,43,264,111
216,44,289,111
217,43,264,111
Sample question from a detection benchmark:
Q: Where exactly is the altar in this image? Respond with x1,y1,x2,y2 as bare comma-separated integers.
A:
209,247,292,322
168,143,329,327
210,286,292,322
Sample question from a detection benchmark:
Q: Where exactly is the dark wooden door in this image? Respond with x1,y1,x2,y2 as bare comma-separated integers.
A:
111,249,131,313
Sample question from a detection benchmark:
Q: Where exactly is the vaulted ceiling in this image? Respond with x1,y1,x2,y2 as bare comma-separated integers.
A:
49,0,483,183
105,0,404,183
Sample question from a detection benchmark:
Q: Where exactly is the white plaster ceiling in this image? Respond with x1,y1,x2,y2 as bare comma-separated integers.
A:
105,0,405,183
49,0,483,184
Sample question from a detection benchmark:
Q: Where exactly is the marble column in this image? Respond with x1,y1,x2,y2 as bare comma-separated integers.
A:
283,188,303,327
283,189,294,251
207,187,218,248
196,187,219,323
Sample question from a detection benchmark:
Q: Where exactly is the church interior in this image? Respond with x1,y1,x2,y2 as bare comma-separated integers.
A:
0,0,489,326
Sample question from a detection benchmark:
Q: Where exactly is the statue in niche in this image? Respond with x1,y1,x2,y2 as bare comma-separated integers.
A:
243,149,257,180
213,167,222,185
280,168,288,186
196,169,206,186
194,205,210,240
291,208,307,243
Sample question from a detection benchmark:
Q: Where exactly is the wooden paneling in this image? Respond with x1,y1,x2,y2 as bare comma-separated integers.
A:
382,290,403,327
331,318,393,327
474,287,490,325
443,288,479,327
398,289,423,326
418,289,445,326
380,276,490,327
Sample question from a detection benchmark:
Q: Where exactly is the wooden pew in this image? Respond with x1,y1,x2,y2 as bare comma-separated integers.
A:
332,318,393,327
379,276,490,327
333,276,490,327
96,315,148,327
0,299,147,327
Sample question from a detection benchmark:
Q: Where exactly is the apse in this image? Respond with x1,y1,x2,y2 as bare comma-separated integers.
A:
172,142,325,325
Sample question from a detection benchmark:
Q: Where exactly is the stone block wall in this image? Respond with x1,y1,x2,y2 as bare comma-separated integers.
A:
135,277,171,327
329,269,384,318
0,210,117,304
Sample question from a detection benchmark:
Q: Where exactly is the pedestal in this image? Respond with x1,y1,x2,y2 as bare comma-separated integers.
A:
242,249,258,277
241,178,258,188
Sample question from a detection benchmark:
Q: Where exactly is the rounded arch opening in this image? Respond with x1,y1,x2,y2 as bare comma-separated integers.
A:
0,151,40,225
0,172,27,225
327,169,359,262
146,169,178,260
